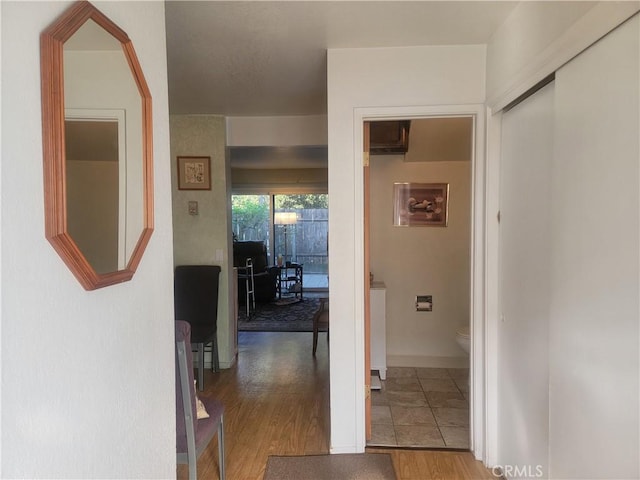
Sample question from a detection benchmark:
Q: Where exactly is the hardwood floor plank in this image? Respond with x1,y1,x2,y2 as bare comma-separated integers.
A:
177,331,493,480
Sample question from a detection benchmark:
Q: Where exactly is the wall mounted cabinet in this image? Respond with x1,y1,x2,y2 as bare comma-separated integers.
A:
370,120,410,154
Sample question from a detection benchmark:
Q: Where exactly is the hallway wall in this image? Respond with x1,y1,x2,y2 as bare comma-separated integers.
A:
1,2,175,477
170,115,236,368
327,43,486,453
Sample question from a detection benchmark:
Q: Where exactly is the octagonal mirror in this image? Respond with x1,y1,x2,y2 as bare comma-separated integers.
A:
41,1,153,290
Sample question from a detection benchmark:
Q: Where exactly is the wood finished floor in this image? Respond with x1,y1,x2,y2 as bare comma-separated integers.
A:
177,331,495,480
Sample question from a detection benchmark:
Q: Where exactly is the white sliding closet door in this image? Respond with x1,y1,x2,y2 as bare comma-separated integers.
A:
497,13,639,480
549,14,639,479
499,81,554,478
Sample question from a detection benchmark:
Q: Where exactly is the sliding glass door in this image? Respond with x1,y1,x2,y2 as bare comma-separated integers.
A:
232,193,328,289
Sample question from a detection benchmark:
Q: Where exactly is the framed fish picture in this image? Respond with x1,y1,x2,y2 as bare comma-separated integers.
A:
393,183,449,227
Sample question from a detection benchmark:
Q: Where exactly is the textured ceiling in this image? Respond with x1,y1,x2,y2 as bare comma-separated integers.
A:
165,1,519,116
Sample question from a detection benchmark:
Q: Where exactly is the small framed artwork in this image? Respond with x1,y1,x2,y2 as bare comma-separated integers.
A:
177,156,211,190
393,182,449,227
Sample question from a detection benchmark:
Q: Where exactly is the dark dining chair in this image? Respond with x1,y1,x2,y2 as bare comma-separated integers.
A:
174,265,221,390
175,320,225,480
312,298,329,355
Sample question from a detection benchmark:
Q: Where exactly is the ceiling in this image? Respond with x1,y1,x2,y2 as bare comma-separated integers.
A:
165,1,519,117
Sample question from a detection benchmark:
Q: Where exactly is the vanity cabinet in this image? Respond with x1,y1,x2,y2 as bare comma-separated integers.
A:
370,281,387,380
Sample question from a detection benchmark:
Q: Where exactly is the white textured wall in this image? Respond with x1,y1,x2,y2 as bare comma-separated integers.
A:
327,44,485,453
370,157,471,364
549,15,639,478
1,1,175,478
170,115,235,368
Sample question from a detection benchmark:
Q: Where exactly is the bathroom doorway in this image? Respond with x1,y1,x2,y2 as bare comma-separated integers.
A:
365,116,474,448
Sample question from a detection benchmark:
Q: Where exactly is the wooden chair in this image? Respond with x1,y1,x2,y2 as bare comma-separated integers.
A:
175,320,225,480
312,298,329,355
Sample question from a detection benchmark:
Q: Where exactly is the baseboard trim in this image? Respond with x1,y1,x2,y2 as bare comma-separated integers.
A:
200,352,237,370
330,445,361,454
387,355,469,369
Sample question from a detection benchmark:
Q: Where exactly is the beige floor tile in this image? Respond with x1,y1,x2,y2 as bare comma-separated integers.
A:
384,377,423,392
386,367,417,378
369,424,397,446
439,426,470,448
419,378,459,392
371,390,389,406
454,377,469,393
432,407,470,427
447,368,470,379
391,406,437,426
386,391,428,407
416,367,451,379
395,425,445,447
373,365,472,450
371,405,393,425
425,391,468,409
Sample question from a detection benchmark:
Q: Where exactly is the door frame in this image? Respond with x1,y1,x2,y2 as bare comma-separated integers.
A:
352,104,491,458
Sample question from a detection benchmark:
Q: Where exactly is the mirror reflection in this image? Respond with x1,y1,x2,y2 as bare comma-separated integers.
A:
65,117,121,273
63,19,145,274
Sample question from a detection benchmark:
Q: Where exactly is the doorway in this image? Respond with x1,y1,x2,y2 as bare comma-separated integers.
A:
343,104,486,455
364,116,474,448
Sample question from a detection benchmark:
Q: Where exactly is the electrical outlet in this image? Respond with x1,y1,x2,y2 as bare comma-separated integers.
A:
416,295,432,312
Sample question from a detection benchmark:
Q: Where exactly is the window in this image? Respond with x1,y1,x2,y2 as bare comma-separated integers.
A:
231,194,271,260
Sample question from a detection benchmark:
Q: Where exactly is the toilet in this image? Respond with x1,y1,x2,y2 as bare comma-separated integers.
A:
456,325,470,354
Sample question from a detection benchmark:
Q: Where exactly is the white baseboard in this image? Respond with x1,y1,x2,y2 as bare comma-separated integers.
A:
387,354,469,368
330,445,362,454
198,351,237,370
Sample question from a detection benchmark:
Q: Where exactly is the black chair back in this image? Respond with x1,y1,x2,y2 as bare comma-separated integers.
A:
174,265,221,332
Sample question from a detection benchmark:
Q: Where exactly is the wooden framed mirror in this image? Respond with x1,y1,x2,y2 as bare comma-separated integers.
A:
41,1,153,290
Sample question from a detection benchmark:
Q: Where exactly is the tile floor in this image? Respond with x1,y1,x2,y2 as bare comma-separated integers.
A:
368,366,470,449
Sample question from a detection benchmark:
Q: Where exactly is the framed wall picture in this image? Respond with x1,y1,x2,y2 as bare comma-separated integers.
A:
177,156,211,190
393,183,449,227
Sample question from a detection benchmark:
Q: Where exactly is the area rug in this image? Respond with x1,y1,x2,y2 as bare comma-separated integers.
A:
238,297,325,332
264,453,396,480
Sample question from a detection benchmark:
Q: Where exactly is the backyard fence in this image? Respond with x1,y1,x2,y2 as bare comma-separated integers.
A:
274,209,328,274
233,207,329,274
